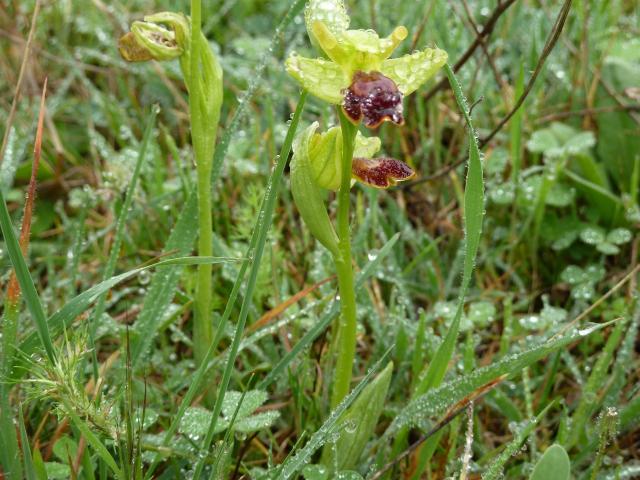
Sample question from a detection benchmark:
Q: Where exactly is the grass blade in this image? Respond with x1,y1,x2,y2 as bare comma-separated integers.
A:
143,90,307,480
87,105,159,378
415,63,484,394
18,404,37,480
565,314,626,449
0,147,53,363
14,256,241,377
257,233,400,390
130,191,199,365
191,89,308,480
0,394,22,478
482,401,555,480
383,322,613,441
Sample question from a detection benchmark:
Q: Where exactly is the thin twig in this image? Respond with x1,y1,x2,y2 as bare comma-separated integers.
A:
0,29,113,74
459,0,508,96
422,0,518,104
552,263,640,341
542,3,640,127
535,104,640,124
409,0,437,51
480,0,573,146
0,0,41,168
404,0,572,189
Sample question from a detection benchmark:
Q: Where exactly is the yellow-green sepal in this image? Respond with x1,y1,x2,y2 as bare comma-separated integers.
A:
285,55,347,104
305,0,350,53
381,47,448,95
310,21,408,76
291,123,340,256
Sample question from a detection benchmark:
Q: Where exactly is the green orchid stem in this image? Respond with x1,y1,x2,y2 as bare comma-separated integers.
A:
330,110,359,409
191,0,214,367
194,164,213,363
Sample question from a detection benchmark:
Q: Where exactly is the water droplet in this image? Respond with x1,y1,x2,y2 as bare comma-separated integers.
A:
578,322,600,336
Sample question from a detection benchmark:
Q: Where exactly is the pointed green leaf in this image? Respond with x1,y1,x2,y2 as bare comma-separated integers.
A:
277,354,389,479
322,362,393,470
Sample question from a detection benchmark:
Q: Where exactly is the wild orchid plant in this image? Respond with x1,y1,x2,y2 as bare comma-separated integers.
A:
118,8,222,368
287,0,447,408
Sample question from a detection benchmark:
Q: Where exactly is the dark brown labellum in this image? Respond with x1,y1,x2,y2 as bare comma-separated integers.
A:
352,156,415,188
342,71,404,128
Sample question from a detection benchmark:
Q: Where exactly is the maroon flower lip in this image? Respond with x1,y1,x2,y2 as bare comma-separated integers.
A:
351,156,415,188
342,71,405,129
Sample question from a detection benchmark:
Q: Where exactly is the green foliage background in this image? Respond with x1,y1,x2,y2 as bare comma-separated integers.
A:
0,0,638,478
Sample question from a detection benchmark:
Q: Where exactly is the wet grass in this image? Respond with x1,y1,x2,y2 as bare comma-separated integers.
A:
1,0,639,478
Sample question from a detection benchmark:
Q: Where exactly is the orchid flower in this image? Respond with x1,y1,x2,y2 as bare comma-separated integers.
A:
286,0,448,128
290,122,415,255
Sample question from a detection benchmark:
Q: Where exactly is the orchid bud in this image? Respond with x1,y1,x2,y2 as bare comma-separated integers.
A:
291,123,340,256
118,11,223,161
119,12,189,62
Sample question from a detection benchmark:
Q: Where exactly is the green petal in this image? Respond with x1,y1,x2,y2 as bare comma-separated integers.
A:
354,132,381,159
342,26,407,69
285,54,348,104
309,127,343,191
144,12,190,48
307,128,384,191
381,47,448,95
312,22,408,75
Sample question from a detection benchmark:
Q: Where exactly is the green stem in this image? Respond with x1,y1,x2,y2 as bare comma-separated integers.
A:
194,165,213,363
190,0,213,366
330,110,358,409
